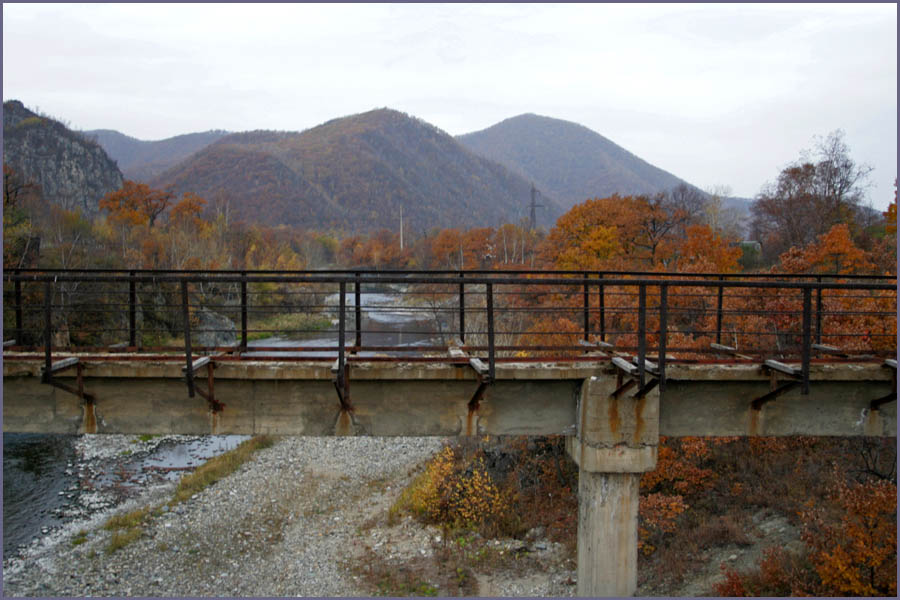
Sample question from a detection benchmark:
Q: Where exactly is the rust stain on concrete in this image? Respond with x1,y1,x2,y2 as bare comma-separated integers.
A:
335,409,354,436
465,407,484,436
608,394,619,435
82,402,96,434
633,395,645,444
748,408,761,436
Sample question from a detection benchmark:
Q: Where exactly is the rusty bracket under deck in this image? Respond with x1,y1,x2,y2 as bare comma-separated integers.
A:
331,360,353,413
752,360,802,410
41,358,97,432
611,356,658,399
450,341,493,434
184,358,225,413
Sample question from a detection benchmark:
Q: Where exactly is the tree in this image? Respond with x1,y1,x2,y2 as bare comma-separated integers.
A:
672,225,742,273
751,130,873,263
884,179,897,236
99,181,173,228
3,164,42,269
540,197,626,270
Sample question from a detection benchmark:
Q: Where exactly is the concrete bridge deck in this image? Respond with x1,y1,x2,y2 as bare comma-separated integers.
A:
3,355,895,438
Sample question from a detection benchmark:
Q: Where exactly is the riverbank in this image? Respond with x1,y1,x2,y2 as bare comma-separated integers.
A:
4,435,580,597
3,433,831,597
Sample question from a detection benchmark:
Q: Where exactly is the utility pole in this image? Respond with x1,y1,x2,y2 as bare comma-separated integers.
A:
529,183,544,231
399,205,404,251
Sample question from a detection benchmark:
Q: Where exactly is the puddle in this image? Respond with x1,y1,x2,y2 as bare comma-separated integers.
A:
94,435,251,488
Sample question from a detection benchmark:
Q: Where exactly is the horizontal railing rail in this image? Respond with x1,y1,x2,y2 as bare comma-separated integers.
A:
4,269,896,397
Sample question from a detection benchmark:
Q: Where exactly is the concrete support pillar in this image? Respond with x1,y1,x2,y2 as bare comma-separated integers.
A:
567,373,660,597
577,471,640,596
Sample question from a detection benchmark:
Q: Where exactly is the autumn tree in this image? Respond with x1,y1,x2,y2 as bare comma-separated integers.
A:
540,189,704,270
3,164,42,269
430,228,466,269
671,224,742,273
539,196,626,270
776,223,874,275
751,130,873,264
885,180,897,236
99,181,173,228
703,184,745,240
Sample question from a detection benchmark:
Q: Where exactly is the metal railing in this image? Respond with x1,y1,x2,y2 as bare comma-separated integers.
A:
3,269,897,395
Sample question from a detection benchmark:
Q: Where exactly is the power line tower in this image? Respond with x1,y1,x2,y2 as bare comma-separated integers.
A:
528,183,544,231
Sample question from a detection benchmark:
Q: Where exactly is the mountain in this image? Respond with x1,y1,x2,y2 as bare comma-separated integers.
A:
82,129,230,182
457,113,695,210
2,100,123,216
151,108,564,232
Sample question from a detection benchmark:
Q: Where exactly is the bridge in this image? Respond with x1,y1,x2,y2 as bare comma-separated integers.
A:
3,268,897,596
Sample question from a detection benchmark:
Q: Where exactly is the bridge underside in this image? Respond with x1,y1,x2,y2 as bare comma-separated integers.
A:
3,358,895,438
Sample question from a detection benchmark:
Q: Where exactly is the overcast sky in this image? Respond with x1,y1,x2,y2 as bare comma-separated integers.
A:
3,3,897,210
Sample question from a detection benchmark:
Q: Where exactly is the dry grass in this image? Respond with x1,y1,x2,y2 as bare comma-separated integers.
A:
103,506,152,554
103,506,150,531
169,435,275,505
246,312,331,341
106,528,143,554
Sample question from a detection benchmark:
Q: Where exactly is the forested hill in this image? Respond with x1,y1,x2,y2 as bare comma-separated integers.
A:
457,113,694,210
3,100,123,216
151,108,564,233
83,129,230,182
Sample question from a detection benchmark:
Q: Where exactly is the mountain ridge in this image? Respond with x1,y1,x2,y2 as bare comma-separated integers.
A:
82,128,231,182
457,113,696,209
150,108,564,233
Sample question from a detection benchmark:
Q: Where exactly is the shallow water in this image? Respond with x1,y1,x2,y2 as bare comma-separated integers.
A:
245,290,445,357
2,434,249,557
92,435,251,488
3,434,79,556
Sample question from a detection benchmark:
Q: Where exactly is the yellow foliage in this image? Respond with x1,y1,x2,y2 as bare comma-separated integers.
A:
395,445,506,532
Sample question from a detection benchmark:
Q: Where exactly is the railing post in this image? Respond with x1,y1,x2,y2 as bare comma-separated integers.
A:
43,280,52,383
181,280,195,398
459,272,466,343
354,273,362,350
815,276,823,345
128,270,136,347
637,284,646,388
801,287,811,395
486,282,495,381
583,272,590,342
598,273,606,342
14,271,23,344
658,284,667,391
715,275,725,345
338,281,346,386
240,271,248,352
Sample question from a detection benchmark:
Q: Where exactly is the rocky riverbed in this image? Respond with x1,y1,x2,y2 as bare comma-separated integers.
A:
2,435,578,597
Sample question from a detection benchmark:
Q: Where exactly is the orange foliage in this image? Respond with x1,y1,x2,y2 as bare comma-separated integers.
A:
99,180,173,228
638,492,688,555
641,437,716,496
777,223,873,275
169,192,207,228
801,477,897,596
674,225,742,273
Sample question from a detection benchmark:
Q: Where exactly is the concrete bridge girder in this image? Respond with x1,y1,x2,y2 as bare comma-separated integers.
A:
3,358,894,438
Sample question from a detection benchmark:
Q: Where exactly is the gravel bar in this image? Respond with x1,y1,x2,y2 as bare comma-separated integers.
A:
3,435,576,597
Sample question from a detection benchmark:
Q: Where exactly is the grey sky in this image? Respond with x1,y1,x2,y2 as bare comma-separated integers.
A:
3,3,897,210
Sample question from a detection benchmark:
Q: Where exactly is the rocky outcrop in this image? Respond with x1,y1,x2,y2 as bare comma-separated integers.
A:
193,308,237,349
3,100,124,216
